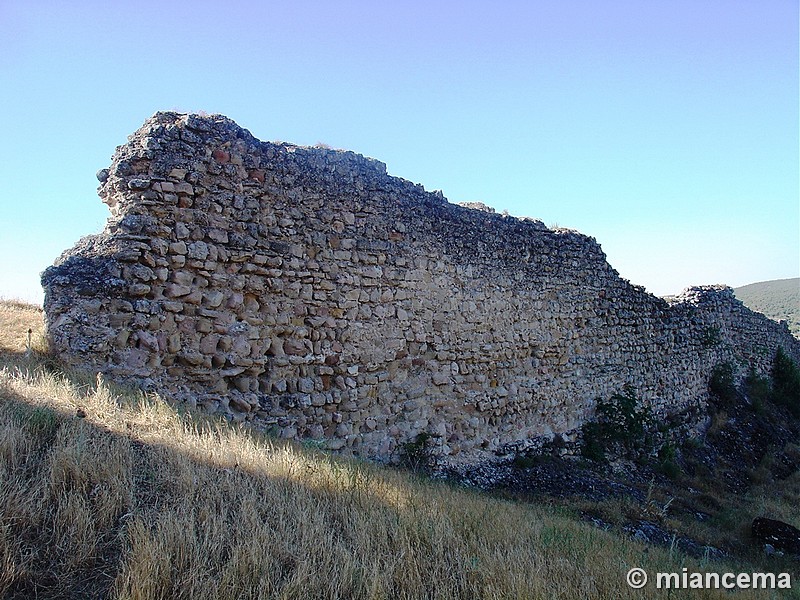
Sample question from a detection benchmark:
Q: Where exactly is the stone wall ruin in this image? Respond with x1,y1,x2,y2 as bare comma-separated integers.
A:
42,112,800,465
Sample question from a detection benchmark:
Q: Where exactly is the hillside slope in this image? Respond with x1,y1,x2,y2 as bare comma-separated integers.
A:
734,278,800,338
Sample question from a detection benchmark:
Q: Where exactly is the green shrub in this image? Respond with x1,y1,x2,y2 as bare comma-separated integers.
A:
579,421,607,462
709,362,738,406
580,389,654,462
771,347,800,416
744,369,770,413
399,432,436,472
599,390,653,451
656,443,681,479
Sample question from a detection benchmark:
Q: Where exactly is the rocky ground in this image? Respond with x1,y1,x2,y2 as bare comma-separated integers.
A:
445,387,800,567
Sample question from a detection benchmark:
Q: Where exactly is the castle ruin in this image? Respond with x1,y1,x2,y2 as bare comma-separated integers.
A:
41,112,800,465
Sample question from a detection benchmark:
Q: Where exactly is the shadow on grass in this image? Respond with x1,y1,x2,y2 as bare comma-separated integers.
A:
0,356,483,600
1,387,126,599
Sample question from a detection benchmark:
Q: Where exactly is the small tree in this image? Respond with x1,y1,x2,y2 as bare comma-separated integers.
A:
744,369,770,413
771,347,800,416
709,362,738,406
580,388,654,462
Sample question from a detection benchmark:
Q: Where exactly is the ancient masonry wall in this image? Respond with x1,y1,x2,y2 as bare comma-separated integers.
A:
42,112,800,465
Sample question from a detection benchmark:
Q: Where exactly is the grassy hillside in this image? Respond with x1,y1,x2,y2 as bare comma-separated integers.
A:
734,278,800,338
0,300,796,599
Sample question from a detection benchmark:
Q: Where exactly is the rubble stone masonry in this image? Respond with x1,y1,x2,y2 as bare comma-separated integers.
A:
41,112,800,465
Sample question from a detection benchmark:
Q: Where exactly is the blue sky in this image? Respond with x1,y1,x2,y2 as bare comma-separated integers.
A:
1,0,797,302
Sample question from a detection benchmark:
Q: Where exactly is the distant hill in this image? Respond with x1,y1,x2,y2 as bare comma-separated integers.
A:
734,278,799,338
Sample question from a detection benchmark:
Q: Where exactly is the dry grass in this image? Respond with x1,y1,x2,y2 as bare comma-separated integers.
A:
0,301,794,599
0,300,44,355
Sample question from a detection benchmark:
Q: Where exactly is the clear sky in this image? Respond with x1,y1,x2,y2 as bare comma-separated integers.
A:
1,0,797,303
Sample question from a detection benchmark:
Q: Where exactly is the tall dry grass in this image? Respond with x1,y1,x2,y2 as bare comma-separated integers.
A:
0,301,793,598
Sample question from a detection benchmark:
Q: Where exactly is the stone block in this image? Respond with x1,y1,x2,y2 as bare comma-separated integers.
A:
284,339,307,356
